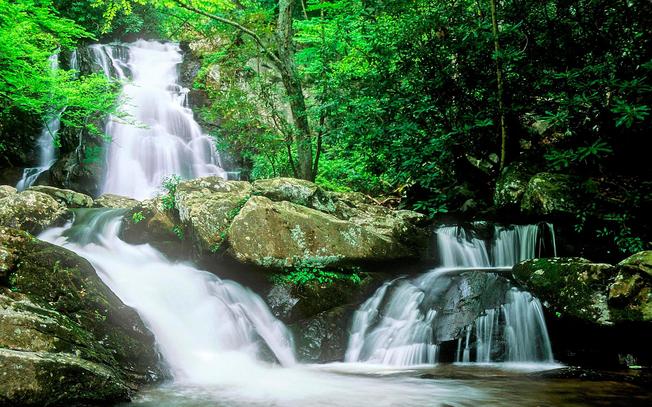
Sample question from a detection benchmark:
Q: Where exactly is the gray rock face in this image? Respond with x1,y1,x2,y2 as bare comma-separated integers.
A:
0,190,68,234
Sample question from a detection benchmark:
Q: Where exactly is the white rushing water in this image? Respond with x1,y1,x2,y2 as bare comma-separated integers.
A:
346,223,556,366
16,54,61,191
40,210,295,383
91,40,226,199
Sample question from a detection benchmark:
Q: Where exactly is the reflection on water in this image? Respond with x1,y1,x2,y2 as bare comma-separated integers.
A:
122,364,652,407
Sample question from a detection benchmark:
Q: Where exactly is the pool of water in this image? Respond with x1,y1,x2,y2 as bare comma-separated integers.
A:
121,363,651,407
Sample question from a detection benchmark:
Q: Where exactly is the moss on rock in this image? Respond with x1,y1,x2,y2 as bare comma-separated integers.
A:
0,191,68,234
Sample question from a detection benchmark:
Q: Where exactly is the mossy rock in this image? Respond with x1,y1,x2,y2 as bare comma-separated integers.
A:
0,227,162,385
253,177,336,213
520,173,580,216
174,176,252,253
0,348,129,406
122,198,184,258
0,185,17,200
0,191,68,234
618,251,652,279
27,185,94,208
493,162,532,208
513,257,615,325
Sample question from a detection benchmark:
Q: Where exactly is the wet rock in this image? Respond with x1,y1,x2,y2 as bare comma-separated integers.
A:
0,348,129,406
0,227,162,386
493,162,532,208
0,190,68,234
28,185,93,208
520,173,580,216
94,193,139,209
289,305,356,363
513,257,615,325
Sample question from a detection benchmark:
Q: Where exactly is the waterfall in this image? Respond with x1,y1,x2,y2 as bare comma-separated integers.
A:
16,54,60,191
436,225,490,267
90,40,227,199
40,209,296,383
346,223,556,366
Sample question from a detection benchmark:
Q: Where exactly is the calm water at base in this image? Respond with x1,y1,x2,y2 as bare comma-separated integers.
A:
120,363,652,407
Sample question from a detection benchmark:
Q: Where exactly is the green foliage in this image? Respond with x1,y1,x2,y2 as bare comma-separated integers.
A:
0,0,119,164
171,224,184,240
131,211,145,224
160,174,181,211
273,266,362,286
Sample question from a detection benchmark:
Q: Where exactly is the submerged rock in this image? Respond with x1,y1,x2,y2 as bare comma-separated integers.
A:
28,185,93,208
0,190,68,234
0,227,163,404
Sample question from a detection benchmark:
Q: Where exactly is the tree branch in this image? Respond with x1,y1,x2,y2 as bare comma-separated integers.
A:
172,0,283,67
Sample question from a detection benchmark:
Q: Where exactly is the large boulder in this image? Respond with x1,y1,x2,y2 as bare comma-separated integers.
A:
0,227,162,393
520,173,580,216
493,162,532,209
0,191,68,234
0,292,130,406
28,185,93,208
514,255,652,325
227,195,414,269
618,251,652,278
608,251,652,322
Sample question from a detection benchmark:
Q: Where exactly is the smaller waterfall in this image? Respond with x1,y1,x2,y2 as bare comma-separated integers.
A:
16,55,61,191
346,223,557,366
437,226,490,267
455,289,553,363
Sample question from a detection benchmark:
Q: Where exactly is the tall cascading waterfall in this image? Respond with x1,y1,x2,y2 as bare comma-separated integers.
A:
16,54,61,191
40,209,296,383
89,40,227,199
346,223,556,366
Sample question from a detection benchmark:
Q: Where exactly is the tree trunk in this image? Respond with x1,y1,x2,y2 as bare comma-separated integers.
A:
276,0,314,181
490,0,508,171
